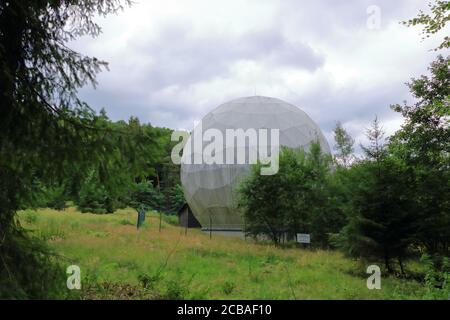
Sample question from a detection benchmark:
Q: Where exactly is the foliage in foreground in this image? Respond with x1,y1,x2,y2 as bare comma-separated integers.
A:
0,0,133,299
0,227,65,299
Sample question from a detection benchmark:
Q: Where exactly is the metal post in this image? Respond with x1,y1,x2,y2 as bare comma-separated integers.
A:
136,210,140,230
209,215,212,240
185,209,188,236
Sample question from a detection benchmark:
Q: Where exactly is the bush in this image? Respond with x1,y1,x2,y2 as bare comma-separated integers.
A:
222,281,236,295
44,185,67,210
161,277,194,300
28,180,67,210
23,210,38,224
238,143,343,247
168,184,185,214
129,181,165,212
161,213,178,226
118,219,134,226
138,272,163,290
421,254,450,299
77,171,115,214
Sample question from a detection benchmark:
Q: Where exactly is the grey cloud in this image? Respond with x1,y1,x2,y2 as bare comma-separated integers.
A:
77,0,432,147
129,23,324,90
290,81,412,152
279,0,424,45
79,19,325,127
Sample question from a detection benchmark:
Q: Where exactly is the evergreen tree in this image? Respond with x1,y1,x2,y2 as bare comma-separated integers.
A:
77,171,111,214
129,181,165,212
332,118,418,273
0,1,132,298
333,121,355,167
305,143,346,247
169,184,186,214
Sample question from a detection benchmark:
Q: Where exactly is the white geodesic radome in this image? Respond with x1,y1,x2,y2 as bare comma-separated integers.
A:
180,96,330,230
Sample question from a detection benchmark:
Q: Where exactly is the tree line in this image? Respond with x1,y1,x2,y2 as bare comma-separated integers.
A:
238,55,449,285
27,112,184,215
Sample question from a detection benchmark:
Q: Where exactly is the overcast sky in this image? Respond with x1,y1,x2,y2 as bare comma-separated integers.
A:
72,0,445,150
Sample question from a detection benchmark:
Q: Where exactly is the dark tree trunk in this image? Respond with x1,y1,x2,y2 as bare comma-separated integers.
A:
0,4,27,235
398,257,405,276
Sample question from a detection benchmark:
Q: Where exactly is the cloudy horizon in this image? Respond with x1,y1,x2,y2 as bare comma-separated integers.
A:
71,0,446,151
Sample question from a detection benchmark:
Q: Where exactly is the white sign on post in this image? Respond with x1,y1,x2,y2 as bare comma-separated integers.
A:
296,233,311,244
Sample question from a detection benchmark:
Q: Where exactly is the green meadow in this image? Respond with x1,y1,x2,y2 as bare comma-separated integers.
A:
17,208,432,300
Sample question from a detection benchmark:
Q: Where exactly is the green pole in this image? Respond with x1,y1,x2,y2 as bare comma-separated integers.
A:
209,215,212,240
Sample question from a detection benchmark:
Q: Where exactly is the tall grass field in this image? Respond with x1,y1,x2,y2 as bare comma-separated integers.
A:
18,208,435,300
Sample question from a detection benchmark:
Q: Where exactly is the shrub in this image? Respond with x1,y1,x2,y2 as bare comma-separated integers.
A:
44,185,67,210
138,272,163,290
222,281,236,295
237,144,342,247
161,213,178,226
77,171,113,214
421,254,450,299
129,181,165,212
28,180,67,210
169,184,185,214
118,219,134,226
162,279,189,300
24,210,38,224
